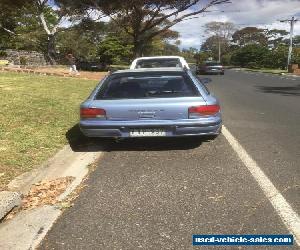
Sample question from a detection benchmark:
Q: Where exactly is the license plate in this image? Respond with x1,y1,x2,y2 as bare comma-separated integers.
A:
129,128,166,137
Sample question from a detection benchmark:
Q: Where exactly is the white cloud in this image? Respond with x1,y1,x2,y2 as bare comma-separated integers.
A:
172,0,300,49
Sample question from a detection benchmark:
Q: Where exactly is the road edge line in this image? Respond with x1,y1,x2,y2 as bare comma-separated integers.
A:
222,125,300,246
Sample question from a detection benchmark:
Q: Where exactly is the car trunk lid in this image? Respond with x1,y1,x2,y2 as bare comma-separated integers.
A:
89,97,206,121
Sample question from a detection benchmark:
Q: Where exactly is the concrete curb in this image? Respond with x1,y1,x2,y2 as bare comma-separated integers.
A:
7,145,101,195
0,205,61,250
0,144,103,249
281,73,300,78
0,191,22,220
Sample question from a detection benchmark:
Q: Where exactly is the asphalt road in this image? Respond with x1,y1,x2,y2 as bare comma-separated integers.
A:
207,70,300,214
40,70,300,250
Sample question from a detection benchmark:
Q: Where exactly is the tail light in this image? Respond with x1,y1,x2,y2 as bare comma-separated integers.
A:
80,107,106,119
188,105,220,118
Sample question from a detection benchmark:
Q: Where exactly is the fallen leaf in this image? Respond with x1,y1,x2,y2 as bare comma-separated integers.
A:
21,176,75,210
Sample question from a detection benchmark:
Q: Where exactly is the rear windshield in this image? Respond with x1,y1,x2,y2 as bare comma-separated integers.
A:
135,59,182,68
205,62,221,66
95,72,199,99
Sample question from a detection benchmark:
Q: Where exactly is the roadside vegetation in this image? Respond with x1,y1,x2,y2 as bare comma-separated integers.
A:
241,68,288,75
0,72,98,189
199,24,300,70
0,1,233,68
1,1,299,71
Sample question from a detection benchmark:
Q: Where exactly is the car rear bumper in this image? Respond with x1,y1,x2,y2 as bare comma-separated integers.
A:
79,116,222,138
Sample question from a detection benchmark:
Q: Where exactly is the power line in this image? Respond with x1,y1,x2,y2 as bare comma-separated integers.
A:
279,16,299,68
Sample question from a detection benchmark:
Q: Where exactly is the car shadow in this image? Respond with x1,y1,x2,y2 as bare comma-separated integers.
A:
256,84,300,96
66,124,213,152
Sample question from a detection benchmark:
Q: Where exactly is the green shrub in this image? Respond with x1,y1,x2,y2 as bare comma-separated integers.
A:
20,56,27,65
231,45,271,68
97,36,133,65
221,53,232,66
0,50,7,57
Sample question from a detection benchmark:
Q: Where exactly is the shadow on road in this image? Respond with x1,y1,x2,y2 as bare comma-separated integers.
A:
66,124,212,152
256,84,300,96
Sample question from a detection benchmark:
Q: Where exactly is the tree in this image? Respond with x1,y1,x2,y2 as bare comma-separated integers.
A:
32,0,77,64
265,45,288,69
195,51,213,64
181,47,198,63
0,0,34,48
0,0,33,32
142,29,179,56
230,44,269,68
0,0,78,64
65,0,231,57
163,42,181,55
97,36,133,65
205,21,236,40
293,35,300,48
232,27,268,47
57,18,107,61
292,47,300,64
12,6,48,52
204,21,236,62
201,35,228,60
265,29,289,48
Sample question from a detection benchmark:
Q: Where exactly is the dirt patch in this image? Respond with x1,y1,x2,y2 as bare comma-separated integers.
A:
74,71,107,80
36,67,107,80
1,66,107,81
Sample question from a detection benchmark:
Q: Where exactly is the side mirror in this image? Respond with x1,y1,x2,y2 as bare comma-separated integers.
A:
200,78,212,84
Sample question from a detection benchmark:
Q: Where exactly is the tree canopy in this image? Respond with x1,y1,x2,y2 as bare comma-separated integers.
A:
58,0,231,56
232,27,268,46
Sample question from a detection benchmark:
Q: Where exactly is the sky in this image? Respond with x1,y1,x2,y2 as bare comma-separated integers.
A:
171,0,300,49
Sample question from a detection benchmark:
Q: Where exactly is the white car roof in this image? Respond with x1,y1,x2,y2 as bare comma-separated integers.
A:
113,67,185,74
133,56,185,60
130,56,190,69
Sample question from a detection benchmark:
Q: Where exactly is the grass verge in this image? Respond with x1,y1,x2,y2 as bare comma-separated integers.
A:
242,68,287,75
0,72,100,190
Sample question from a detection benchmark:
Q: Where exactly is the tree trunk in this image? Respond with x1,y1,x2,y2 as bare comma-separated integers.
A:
47,34,56,65
133,35,143,58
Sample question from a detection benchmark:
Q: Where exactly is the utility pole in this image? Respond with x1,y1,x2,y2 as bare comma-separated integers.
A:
219,37,222,63
279,16,299,69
